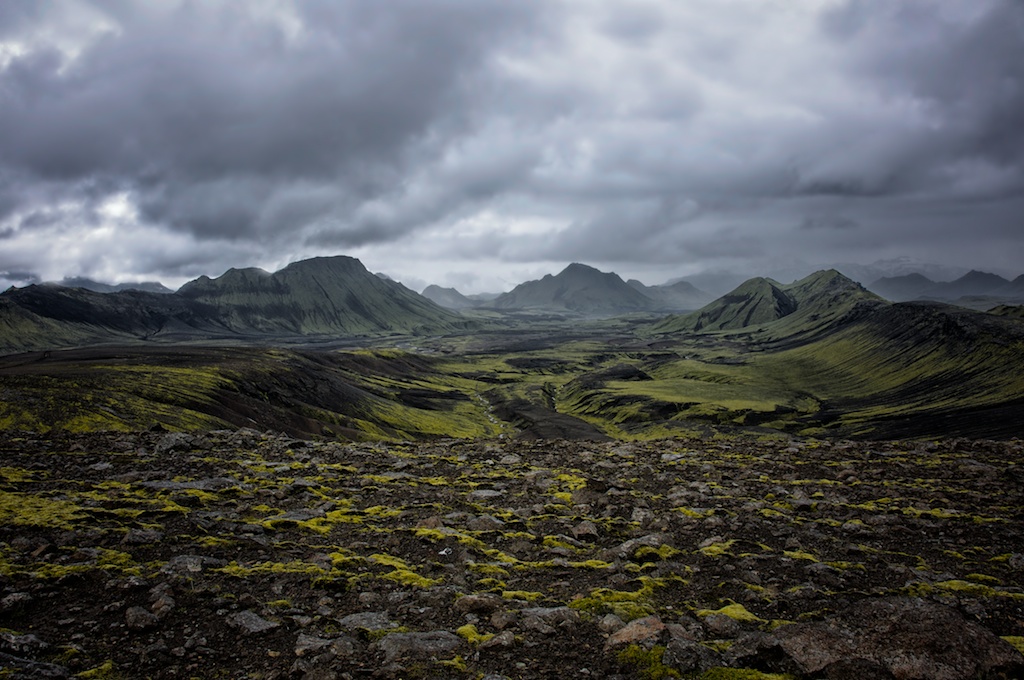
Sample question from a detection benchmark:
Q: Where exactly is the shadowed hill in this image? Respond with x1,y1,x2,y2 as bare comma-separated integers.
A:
0,256,467,353
177,256,465,335
421,285,479,310
627,278,712,312
492,263,653,316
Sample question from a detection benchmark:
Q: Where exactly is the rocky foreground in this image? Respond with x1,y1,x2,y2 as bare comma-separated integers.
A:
1,430,1023,679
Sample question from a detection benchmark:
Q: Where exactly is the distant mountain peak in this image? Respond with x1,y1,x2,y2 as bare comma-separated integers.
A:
492,263,651,316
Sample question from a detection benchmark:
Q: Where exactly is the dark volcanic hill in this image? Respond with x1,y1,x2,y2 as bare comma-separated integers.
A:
177,256,462,336
0,256,465,353
421,285,479,310
491,263,653,316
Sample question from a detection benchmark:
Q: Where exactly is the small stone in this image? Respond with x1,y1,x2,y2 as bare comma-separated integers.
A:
294,633,333,657
467,489,504,500
467,514,506,531
226,610,279,635
374,631,465,663
336,611,397,631
151,595,176,619
571,520,600,540
604,615,666,650
598,614,626,634
663,638,721,674
0,631,50,655
125,606,160,631
122,528,164,545
0,592,33,611
703,613,741,638
455,593,503,615
480,631,515,650
491,610,517,630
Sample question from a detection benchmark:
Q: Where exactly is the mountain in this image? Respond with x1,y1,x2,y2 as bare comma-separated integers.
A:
652,270,885,340
47,277,174,294
925,270,1011,300
421,285,479,310
0,256,466,353
867,273,937,302
869,270,1023,308
491,263,653,316
831,257,970,286
175,256,465,335
627,279,712,312
998,274,1024,297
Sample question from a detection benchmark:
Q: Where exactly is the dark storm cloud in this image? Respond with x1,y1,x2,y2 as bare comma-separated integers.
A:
799,216,860,231
0,0,544,243
0,0,1022,289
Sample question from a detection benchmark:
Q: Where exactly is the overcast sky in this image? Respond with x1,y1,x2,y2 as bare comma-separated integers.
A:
0,0,1022,293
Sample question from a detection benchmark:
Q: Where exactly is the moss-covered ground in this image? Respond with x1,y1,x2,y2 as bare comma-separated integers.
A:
0,429,1021,677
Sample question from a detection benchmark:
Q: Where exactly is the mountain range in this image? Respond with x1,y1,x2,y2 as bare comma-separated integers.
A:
433,263,712,315
3,254,1023,356
0,256,465,353
867,270,1024,306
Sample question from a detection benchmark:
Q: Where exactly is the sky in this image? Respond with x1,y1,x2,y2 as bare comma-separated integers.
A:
0,0,1022,294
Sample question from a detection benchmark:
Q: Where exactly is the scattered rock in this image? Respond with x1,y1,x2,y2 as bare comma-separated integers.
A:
604,615,666,649
374,631,465,663
125,606,160,631
226,610,280,635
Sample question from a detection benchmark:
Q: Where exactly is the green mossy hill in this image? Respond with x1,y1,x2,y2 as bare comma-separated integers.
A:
492,263,655,316
651,270,885,340
0,346,503,440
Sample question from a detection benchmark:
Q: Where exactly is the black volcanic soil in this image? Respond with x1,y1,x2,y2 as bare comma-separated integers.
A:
1,430,1023,679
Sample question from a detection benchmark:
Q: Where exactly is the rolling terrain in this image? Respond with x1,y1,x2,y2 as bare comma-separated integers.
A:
1,263,1023,678
0,262,1021,442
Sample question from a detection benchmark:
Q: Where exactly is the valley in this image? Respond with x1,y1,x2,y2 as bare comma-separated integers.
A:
1,258,1023,679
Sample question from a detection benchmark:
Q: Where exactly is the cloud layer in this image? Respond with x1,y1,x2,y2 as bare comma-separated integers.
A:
1,0,1021,292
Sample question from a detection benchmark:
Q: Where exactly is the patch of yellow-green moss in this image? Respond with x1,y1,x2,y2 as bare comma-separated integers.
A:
0,491,86,529
569,576,677,621
502,590,544,601
370,553,442,589
456,623,495,645
76,660,119,679
616,644,680,680
782,550,818,562
698,669,794,680
1001,636,1024,655
216,560,328,578
696,603,765,623
699,540,736,558
635,544,682,561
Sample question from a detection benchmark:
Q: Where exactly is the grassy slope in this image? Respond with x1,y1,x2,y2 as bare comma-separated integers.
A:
0,347,504,441
564,301,1024,439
